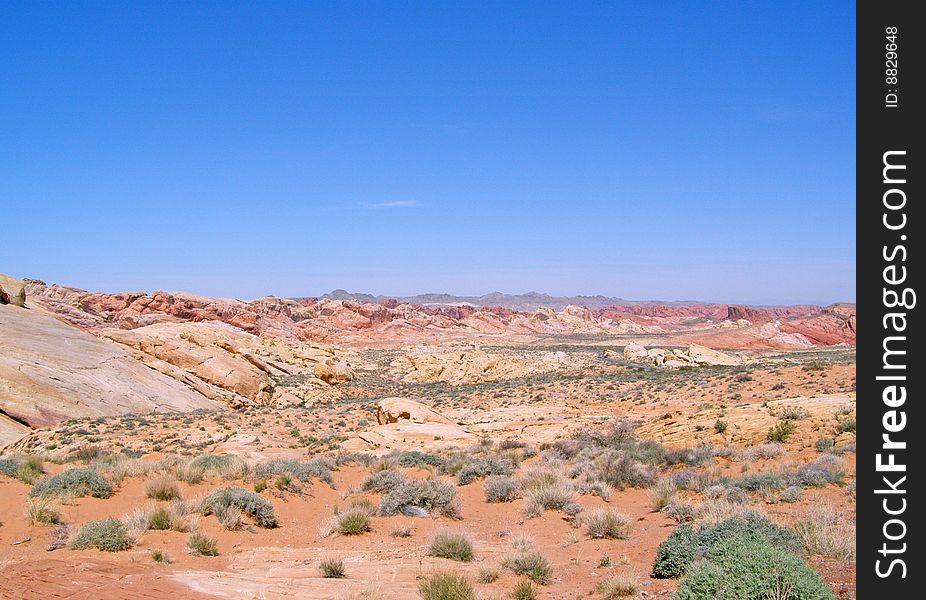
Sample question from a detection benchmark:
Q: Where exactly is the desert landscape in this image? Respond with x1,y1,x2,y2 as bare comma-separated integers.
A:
0,273,857,599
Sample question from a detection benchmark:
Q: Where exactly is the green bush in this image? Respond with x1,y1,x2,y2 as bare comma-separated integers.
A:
652,513,799,579
767,420,796,443
188,532,219,556
512,579,538,600
674,534,834,599
201,486,278,528
652,523,698,578
70,518,133,552
379,477,461,519
428,530,474,562
418,571,476,600
30,467,113,499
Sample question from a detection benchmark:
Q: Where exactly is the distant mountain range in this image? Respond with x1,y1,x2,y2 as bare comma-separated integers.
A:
321,289,708,311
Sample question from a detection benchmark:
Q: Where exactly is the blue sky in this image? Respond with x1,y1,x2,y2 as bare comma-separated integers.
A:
1,1,855,304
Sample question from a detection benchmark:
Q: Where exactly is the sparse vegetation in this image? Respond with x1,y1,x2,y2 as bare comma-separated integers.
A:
596,575,638,598
145,476,181,501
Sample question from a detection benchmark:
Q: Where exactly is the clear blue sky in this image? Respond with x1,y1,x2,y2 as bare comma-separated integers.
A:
1,1,855,305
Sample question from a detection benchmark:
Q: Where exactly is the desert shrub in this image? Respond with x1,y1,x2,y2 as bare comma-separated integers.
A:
30,467,112,499
70,518,133,552
477,567,500,583
736,443,784,462
484,475,520,503
585,509,631,539
512,579,538,600
418,571,476,600
663,500,697,523
429,530,474,562
669,469,715,492
505,552,552,585
67,445,110,464
794,506,856,560
319,557,345,578
836,415,856,434
674,533,834,599
767,420,796,443
253,457,334,485
596,452,657,489
652,512,799,579
596,575,638,598
729,471,787,493
200,486,278,528
361,469,406,493
187,531,219,556
714,420,728,434
780,486,803,503
254,479,267,493
145,477,181,501
649,478,677,511
456,456,513,485
388,450,447,470
815,437,835,452
379,477,462,519
0,455,44,483
725,487,749,504
523,480,581,517
793,455,845,488
703,484,726,500
25,497,60,525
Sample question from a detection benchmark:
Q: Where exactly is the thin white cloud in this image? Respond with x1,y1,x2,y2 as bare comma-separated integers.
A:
365,200,422,209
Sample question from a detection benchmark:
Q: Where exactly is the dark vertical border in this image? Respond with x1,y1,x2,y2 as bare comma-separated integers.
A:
857,0,921,596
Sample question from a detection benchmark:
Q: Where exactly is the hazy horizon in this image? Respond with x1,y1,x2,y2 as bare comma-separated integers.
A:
2,1,855,306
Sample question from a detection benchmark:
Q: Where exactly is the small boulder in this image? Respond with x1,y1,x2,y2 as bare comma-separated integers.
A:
313,359,353,384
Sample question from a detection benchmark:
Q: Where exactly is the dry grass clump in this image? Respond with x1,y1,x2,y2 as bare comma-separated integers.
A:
124,499,199,535
428,530,474,562
25,497,61,525
504,551,552,585
584,509,631,539
793,506,856,560
187,531,219,556
336,500,376,535
596,575,638,598
319,556,346,578
418,571,475,600
145,476,181,501
476,567,500,583
649,478,677,511
512,579,538,600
